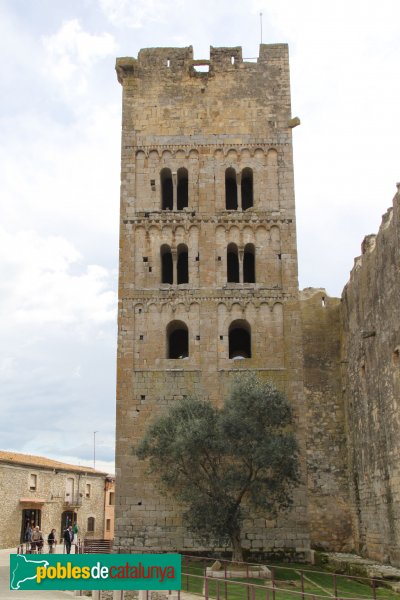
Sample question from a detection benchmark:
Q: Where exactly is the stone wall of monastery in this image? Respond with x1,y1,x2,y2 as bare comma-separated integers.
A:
341,185,400,565
300,288,353,552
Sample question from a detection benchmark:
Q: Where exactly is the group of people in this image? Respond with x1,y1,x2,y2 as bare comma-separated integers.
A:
24,525,46,552
24,523,78,553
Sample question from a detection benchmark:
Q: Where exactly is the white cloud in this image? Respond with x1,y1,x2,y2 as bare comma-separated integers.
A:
42,19,117,92
0,228,116,326
0,103,121,246
99,0,185,28
0,7,120,468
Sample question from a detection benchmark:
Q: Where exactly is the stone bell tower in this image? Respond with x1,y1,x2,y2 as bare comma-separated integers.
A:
115,44,310,557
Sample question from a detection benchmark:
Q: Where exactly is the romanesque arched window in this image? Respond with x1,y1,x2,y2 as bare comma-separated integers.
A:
227,243,239,283
161,244,173,284
241,168,253,210
225,168,238,210
160,168,173,210
177,244,189,284
243,243,255,283
177,167,188,210
229,320,251,359
167,321,189,359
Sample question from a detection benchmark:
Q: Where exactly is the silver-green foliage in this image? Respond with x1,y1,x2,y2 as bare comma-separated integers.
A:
136,373,299,559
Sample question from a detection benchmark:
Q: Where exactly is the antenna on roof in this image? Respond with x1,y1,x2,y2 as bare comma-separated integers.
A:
93,430,98,469
260,12,263,44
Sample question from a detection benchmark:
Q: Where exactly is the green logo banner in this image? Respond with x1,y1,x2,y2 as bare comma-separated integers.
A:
10,553,181,590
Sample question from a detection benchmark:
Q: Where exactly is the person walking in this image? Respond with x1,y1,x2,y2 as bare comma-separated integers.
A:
24,523,32,542
63,525,74,554
31,525,44,553
47,528,57,553
72,523,79,552
24,522,32,553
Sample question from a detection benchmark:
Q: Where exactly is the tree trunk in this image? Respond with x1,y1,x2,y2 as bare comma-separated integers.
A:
230,528,244,563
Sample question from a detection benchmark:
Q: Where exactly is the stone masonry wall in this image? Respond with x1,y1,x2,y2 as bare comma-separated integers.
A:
0,460,106,549
115,45,311,558
300,288,353,551
342,185,400,565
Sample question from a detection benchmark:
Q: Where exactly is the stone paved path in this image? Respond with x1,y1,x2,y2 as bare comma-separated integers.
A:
0,547,74,600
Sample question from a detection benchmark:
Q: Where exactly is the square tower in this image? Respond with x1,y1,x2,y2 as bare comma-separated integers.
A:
115,45,310,557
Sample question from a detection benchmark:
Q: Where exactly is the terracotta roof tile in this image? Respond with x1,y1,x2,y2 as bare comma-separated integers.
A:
0,450,108,475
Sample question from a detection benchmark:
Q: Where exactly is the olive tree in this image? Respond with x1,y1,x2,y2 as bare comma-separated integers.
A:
136,373,299,561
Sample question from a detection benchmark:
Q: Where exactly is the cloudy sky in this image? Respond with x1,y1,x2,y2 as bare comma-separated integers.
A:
1,0,399,473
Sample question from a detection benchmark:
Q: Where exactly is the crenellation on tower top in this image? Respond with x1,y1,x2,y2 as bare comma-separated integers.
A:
209,46,242,70
138,45,193,70
116,44,290,83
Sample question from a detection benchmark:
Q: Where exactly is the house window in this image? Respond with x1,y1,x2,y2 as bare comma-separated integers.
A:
29,474,37,491
106,519,111,532
87,517,95,532
225,168,238,210
85,484,91,499
65,477,74,502
108,492,115,506
167,321,189,359
229,320,252,359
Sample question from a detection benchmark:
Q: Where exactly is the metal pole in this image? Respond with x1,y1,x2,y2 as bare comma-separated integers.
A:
372,578,377,600
224,562,227,600
93,431,98,469
271,568,276,600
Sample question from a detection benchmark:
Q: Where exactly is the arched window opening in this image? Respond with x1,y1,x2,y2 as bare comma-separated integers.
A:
241,168,253,210
60,511,76,536
21,509,41,543
87,517,95,533
177,167,188,210
161,168,173,210
161,244,173,284
177,244,189,284
225,168,238,210
167,321,189,359
227,243,239,283
229,320,251,359
243,244,255,283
